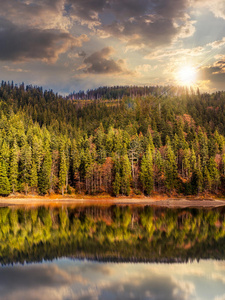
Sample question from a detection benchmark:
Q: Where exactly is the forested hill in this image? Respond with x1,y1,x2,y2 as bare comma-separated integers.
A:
1,80,225,197
67,85,181,100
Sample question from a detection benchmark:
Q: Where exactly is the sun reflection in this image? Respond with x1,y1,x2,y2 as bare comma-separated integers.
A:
177,65,197,85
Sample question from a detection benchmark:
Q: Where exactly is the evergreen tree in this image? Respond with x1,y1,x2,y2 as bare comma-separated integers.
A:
165,144,177,192
112,155,121,196
9,141,18,194
38,151,52,195
120,154,131,195
30,161,38,194
0,160,11,196
59,151,67,195
113,172,121,196
208,157,220,191
182,148,191,179
20,143,32,195
140,146,154,195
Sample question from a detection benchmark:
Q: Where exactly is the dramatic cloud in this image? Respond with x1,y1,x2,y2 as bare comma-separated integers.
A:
0,0,225,92
0,0,70,30
0,18,88,62
198,57,225,89
67,0,107,26
82,47,132,74
67,0,194,48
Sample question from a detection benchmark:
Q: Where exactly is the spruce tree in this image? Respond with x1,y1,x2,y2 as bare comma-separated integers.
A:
140,146,154,195
0,160,11,196
38,151,52,195
20,143,32,195
113,172,121,196
165,144,177,192
30,161,38,194
120,154,131,195
112,155,121,196
9,142,18,194
59,151,67,195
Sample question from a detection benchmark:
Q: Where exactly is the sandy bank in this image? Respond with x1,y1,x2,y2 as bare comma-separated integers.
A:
0,196,225,208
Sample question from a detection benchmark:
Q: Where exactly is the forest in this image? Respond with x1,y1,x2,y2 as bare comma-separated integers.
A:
1,81,225,197
0,205,225,264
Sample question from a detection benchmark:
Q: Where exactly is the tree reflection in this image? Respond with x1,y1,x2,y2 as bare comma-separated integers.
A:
0,205,225,264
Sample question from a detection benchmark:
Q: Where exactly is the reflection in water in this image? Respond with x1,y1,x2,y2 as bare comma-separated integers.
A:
0,205,225,299
0,205,225,264
0,259,225,300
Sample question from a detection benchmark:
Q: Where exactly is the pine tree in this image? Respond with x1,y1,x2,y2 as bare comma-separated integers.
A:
154,150,164,192
146,130,154,153
182,148,191,179
208,157,220,192
113,172,121,196
120,154,131,195
71,139,81,188
190,147,197,172
20,143,32,195
38,151,52,195
30,161,38,194
140,146,154,195
203,166,212,192
165,144,178,192
112,154,121,196
59,151,67,195
9,141,19,194
0,160,11,196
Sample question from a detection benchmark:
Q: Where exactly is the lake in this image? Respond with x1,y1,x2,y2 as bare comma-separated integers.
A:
0,205,225,299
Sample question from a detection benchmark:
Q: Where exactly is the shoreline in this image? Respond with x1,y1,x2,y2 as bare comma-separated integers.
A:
0,196,225,208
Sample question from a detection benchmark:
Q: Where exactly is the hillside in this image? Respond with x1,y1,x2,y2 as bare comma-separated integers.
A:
1,81,225,197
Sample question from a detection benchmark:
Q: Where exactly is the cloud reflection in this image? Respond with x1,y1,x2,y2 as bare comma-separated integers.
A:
0,260,225,300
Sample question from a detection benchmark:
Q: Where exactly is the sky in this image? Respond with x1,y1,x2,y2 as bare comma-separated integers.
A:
1,0,225,94
1,259,225,300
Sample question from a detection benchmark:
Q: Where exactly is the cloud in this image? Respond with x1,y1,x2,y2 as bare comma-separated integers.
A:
3,66,30,73
68,50,87,59
81,47,133,75
66,0,107,27
96,274,196,300
0,263,88,300
207,37,225,49
193,0,225,20
0,0,70,30
0,18,88,63
145,46,205,60
102,1,194,49
67,0,195,49
102,16,179,49
197,57,225,90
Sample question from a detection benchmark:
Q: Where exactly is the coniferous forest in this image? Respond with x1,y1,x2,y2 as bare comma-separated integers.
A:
1,81,225,197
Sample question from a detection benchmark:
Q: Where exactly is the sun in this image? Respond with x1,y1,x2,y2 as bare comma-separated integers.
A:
177,66,197,85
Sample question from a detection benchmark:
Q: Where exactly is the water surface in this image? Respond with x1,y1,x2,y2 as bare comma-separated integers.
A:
0,205,225,299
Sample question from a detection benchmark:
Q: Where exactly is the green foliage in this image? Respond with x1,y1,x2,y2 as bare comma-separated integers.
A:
140,147,154,195
59,151,67,195
38,151,52,195
0,160,11,196
0,81,225,196
165,144,178,192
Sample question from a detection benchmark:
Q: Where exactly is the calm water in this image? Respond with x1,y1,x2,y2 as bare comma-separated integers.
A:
0,205,225,299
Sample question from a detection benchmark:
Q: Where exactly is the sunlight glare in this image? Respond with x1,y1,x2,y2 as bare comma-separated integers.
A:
177,66,197,85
